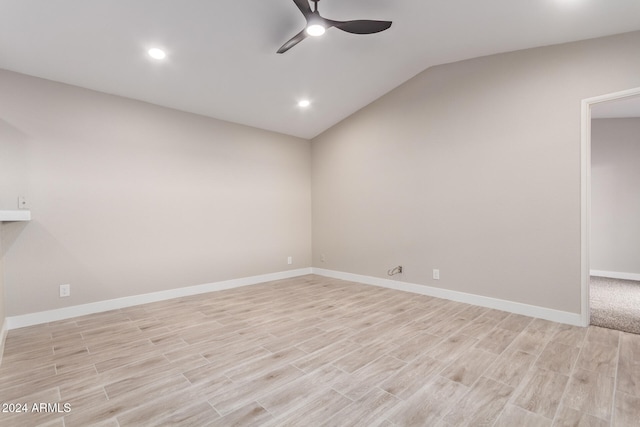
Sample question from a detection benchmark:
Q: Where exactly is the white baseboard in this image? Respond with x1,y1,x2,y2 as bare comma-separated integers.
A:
0,318,7,367
590,270,640,282
5,266,585,331
312,268,584,326
6,268,312,330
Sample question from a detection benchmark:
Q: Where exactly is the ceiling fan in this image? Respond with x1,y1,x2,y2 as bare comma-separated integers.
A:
277,0,392,54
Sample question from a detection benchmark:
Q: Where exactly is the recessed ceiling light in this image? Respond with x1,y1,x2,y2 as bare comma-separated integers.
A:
298,100,311,108
148,48,166,60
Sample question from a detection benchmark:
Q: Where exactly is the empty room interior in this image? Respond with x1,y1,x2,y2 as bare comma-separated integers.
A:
1,1,640,426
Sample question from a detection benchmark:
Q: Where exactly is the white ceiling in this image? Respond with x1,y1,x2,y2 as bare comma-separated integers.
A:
1,0,640,139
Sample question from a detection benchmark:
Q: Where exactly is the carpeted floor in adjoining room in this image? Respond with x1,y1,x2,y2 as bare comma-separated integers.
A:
590,276,640,335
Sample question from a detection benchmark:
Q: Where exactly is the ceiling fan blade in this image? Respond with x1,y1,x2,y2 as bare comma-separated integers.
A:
327,19,392,35
277,29,309,54
292,0,313,18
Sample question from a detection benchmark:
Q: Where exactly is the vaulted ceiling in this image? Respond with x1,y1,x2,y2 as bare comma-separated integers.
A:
1,0,640,138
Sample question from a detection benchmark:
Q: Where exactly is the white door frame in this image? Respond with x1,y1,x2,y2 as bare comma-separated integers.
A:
580,86,640,326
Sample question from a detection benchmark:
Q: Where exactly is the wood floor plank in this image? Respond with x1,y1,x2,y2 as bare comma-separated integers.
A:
441,376,514,426
386,331,442,362
575,340,619,378
154,401,221,426
381,354,445,400
612,391,640,427
422,315,472,338
0,388,64,427
272,388,352,427
510,321,557,356
295,328,352,354
457,316,497,339
0,274,634,426
2,365,97,403
535,341,580,375
225,347,307,382
513,368,569,419
323,387,400,427
551,324,588,348
386,375,469,426
211,401,273,427
616,332,640,397
104,369,193,400
553,405,609,427
115,382,217,426
481,309,512,323
332,354,406,400
292,339,361,373
426,332,478,363
208,364,305,415
586,326,620,347
257,375,322,418
561,368,615,421
332,341,390,373
494,404,552,427
498,313,534,333
440,347,498,386
484,348,537,388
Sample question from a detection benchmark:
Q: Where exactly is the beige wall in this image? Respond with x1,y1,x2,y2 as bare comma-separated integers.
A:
3,31,640,320
591,118,640,275
0,226,5,327
0,69,311,316
312,31,640,314
0,226,4,365
1,98,29,325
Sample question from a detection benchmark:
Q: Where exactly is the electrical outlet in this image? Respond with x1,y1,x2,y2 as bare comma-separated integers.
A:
433,269,440,280
287,256,292,265
321,254,326,263
60,284,71,297
18,196,28,209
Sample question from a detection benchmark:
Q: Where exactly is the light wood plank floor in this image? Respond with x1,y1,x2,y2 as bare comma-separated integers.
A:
1,275,639,426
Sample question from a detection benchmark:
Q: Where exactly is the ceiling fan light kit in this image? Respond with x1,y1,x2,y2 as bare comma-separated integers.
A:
306,25,325,36
277,0,392,54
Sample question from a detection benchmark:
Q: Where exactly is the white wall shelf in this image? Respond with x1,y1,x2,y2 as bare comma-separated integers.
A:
0,210,31,222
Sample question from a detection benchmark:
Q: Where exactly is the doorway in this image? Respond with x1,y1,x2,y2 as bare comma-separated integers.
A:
581,87,640,330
